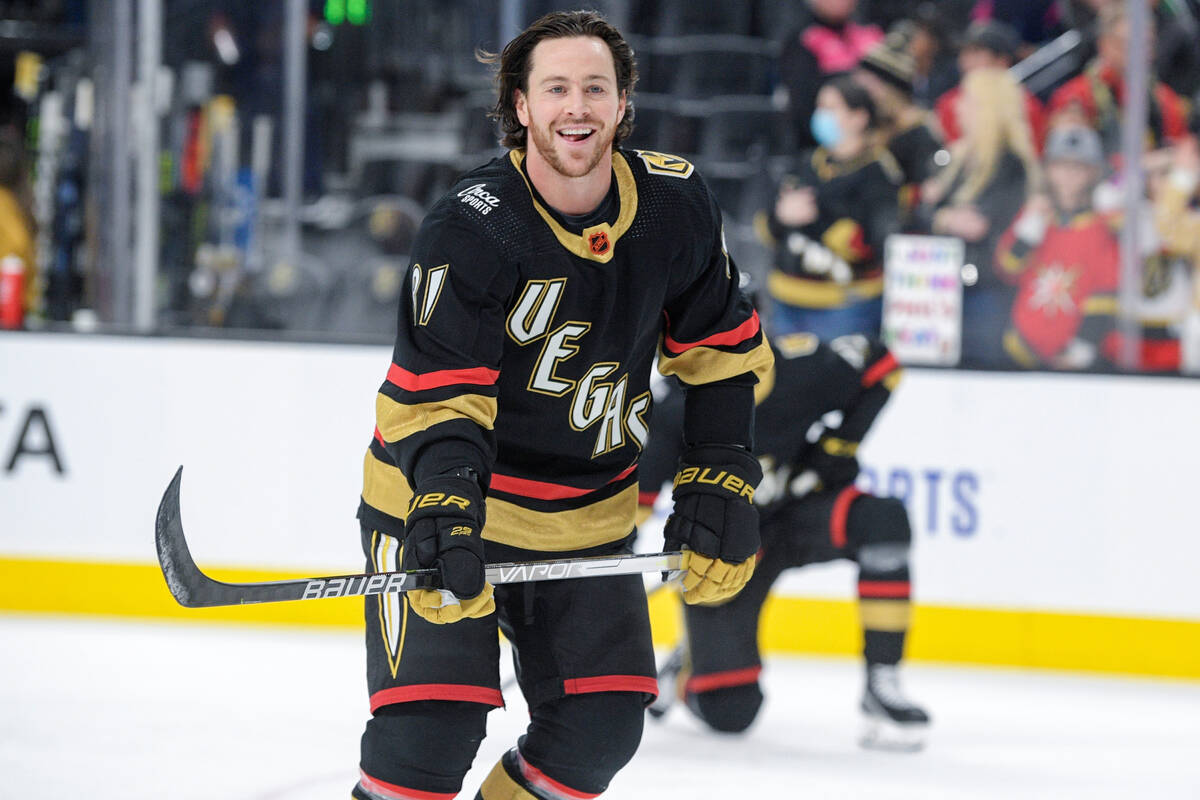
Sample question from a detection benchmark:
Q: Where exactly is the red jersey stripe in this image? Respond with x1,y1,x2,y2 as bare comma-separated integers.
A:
369,683,503,712
858,580,911,598
830,486,864,549
663,310,761,352
386,363,499,392
563,675,659,697
862,352,899,387
685,665,762,694
518,755,602,799
490,464,637,501
359,769,458,800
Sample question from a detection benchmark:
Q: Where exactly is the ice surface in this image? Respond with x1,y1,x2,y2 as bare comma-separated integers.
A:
1,615,1197,799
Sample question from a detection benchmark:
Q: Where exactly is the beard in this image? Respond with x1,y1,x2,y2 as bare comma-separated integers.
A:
527,116,616,179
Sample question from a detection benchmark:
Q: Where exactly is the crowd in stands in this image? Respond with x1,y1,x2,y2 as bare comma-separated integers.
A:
756,0,1200,372
4,0,1199,375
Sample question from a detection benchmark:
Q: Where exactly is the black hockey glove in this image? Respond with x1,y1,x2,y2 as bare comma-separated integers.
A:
807,433,860,491
401,471,494,624
664,444,762,605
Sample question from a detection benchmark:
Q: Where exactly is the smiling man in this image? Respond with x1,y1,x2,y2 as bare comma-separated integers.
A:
351,11,773,800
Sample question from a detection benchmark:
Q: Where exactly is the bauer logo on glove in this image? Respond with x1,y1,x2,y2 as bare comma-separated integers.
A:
672,466,757,501
402,473,495,624
407,491,473,513
664,444,763,605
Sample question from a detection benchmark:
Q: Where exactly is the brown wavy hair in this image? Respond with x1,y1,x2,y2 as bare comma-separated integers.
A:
478,10,638,149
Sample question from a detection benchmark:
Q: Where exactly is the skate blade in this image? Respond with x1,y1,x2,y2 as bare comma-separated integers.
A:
858,714,928,752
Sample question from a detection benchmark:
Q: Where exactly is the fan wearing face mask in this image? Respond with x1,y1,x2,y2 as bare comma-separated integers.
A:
758,74,903,339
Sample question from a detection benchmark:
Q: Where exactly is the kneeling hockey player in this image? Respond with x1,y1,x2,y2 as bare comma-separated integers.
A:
638,332,931,750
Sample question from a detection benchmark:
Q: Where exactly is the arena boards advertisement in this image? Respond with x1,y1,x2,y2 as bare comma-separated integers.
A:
1,333,1197,677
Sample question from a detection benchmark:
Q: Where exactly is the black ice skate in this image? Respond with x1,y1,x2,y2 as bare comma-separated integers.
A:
859,663,930,751
647,646,686,720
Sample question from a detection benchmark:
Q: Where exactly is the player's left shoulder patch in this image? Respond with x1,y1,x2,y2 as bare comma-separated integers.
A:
634,150,695,179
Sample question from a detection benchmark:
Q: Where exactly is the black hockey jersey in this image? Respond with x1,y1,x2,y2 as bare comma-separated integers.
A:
359,148,774,551
639,332,902,507
760,146,903,311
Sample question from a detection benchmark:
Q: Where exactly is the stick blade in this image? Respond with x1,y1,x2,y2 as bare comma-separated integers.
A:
154,466,205,607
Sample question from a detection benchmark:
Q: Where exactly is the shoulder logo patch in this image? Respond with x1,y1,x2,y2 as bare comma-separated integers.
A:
457,183,501,215
635,150,694,179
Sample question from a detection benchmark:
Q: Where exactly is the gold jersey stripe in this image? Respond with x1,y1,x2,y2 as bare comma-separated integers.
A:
658,336,774,388
362,449,413,521
1002,328,1039,368
767,270,884,308
363,450,637,552
753,359,777,405
508,149,638,263
376,391,498,444
859,598,912,632
478,757,538,799
483,484,639,551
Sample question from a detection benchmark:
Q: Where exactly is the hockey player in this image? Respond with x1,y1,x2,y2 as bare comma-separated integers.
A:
353,11,774,800
639,332,931,750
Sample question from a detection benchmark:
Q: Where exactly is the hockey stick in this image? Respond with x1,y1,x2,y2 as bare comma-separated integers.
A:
155,467,683,609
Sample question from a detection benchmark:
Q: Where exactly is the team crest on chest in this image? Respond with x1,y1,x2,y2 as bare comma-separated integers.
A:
588,230,610,256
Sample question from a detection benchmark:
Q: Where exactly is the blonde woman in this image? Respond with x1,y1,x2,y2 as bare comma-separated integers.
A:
917,67,1041,366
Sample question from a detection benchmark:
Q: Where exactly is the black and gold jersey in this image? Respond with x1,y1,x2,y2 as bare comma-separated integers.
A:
359,148,774,552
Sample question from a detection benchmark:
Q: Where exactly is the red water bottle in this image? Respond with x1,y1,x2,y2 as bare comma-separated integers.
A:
0,255,26,329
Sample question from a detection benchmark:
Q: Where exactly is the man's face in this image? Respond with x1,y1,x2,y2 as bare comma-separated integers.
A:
515,36,626,179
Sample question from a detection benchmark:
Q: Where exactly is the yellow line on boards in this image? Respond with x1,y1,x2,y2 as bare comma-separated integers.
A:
0,556,361,627
2,557,1198,679
646,590,1200,681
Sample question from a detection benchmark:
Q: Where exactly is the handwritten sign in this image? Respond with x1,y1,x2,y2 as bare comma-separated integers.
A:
882,235,964,366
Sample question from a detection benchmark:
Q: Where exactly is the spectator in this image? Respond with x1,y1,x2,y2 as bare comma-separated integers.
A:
1155,132,1200,312
0,127,36,320
854,30,945,220
994,125,1119,369
1099,137,1200,371
760,75,903,339
902,3,960,108
1151,2,1200,102
1047,3,1190,156
778,0,884,151
1170,131,1200,371
917,67,1040,366
935,20,1048,153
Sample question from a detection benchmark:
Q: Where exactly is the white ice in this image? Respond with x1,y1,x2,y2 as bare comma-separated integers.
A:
2,614,1198,799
